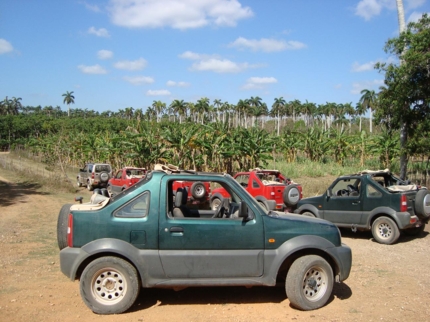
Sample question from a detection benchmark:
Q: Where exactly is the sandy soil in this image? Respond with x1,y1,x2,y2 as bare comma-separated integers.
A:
1,167,429,322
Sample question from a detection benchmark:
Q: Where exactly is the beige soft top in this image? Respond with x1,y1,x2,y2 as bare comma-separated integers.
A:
70,193,110,211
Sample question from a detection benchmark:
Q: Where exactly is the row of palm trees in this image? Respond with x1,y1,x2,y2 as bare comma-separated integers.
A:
2,89,377,135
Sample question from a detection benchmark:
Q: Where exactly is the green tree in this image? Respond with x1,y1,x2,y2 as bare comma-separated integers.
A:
62,91,75,117
375,14,430,179
358,89,377,133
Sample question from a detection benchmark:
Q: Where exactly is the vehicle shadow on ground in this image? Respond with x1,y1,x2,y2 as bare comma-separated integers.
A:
130,282,352,312
0,180,49,207
131,286,286,312
340,227,429,244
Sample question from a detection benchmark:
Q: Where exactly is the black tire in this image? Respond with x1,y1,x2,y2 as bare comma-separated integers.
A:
302,211,316,218
258,201,267,210
283,184,301,207
77,178,82,187
99,172,109,183
211,197,222,211
80,257,141,315
285,255,333,311
87,181,94,191
371,216,400,244
57,204,72,250
414,189,430,219
190,181,207,200
403,224,425,236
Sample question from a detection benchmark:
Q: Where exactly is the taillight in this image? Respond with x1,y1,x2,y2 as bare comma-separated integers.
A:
91,173,95,179
400,195,407,212
298,186,303,199
67,214,73,247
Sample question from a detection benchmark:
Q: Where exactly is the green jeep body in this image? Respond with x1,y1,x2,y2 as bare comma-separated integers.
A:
294,169,430,245
59,169,352,314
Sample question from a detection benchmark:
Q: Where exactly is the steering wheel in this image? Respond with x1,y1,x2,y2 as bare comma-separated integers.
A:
212,205,224,218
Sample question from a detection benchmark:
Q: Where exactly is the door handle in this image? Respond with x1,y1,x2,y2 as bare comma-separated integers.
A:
352,201,360,205
170,226,183,233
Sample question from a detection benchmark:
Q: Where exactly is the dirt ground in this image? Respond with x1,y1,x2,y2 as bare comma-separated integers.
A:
1,164,430,322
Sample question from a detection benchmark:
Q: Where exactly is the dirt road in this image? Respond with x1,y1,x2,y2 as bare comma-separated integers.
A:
1,169,429,322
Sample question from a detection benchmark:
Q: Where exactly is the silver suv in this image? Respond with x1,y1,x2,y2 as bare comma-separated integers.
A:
77,163,112,191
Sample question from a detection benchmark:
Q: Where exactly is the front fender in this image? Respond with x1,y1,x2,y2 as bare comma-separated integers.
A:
60,238,164,286
263,235,352,284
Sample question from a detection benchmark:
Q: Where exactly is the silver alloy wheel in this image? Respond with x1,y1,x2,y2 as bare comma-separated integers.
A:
301,265,329,303
91,267,128,305
375,221,393,239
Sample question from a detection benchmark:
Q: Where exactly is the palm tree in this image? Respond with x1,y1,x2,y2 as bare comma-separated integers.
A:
170,99,187,124
272,97,285,136
62,91,75,117
359,89,377,133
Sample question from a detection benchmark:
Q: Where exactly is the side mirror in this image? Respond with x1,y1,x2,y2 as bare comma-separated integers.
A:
239,201,255,221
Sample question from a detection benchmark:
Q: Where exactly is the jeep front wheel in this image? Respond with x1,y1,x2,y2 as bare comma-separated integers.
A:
77,178,82,187
285,255,333,310
371,216,400,244
87,181,93,191
80,257,141,315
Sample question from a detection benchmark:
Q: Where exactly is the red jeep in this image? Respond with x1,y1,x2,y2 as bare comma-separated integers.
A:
108,167,147,196
211,169,302,212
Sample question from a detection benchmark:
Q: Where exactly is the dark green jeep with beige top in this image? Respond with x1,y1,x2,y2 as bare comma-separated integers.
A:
58,165,352,314
294,169,429,244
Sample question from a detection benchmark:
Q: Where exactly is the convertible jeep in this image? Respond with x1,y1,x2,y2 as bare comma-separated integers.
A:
294,169,429,244
57,166,351,314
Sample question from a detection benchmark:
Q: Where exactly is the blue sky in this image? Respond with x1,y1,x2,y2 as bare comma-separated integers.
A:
1,0,429,114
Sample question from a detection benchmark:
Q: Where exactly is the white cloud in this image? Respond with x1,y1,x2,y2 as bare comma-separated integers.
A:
167,80,190,87
146,89,171,96
88,26,110,37
114,58,147,70
229,37,306,52
407,11,426,23
355,0,425,21
97,50,113,60
0,39,13,54
351,79,384,95
123,76,154,85
179,51,219,60
83,2,102,12
190,58,253,73
351,61,376,72
108,0,253,30
78,64,108,74
242,76,277,90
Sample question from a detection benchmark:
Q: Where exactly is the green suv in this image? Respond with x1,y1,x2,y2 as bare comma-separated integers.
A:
294,169,430,244
58,166,352,314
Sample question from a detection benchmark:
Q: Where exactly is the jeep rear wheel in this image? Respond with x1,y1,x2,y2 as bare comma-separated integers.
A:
57,204,72,250
283,184,301,207
371,217,400,244
414,189,430,219
80,257,141,315
285,255,333,310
